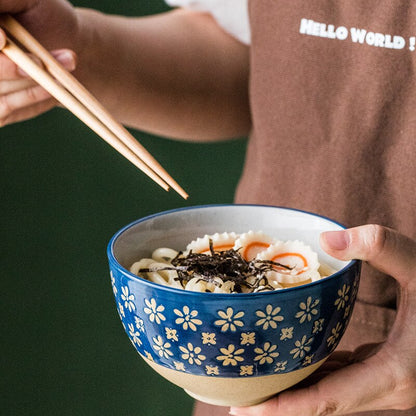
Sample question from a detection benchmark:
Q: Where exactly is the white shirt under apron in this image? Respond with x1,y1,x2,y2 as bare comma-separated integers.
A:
165,0,251,44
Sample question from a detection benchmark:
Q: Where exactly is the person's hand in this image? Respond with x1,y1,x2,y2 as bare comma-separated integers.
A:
230,224,416,415
0,28,77,126
0,0,78,126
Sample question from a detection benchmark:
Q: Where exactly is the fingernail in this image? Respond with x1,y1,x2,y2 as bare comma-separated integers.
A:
52,50,77,71
322,230,349,250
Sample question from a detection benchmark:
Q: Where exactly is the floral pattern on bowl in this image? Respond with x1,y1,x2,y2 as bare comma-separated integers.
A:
107,204,362,394
110,260,360,378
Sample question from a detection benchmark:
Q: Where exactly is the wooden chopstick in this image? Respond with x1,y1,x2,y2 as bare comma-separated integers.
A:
1,36,170,191
0,14,188,199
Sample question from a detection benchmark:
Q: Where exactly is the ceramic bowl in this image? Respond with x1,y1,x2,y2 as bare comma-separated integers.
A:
107,205,361,407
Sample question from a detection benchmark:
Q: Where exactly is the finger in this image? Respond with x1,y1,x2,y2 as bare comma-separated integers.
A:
295,370,338,387
230,355,399,415
17,49,77,78
0,85,54,126
0,97,56,127
0,78,36,94
50,49,77,72
0,48,77,101
296,345,383,389
292,351,355,389
0,52,27,80
0,83,52,113
0,49,45,79
0,48,76,80
320,225,416,287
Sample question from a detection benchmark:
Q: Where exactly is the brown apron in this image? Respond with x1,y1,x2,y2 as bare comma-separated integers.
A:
194,1,416,415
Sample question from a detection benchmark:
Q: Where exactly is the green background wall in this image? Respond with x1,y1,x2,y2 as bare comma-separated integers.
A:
1,1,247,415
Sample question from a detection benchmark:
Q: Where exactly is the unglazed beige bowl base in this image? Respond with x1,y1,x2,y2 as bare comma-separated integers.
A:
142,356,327,407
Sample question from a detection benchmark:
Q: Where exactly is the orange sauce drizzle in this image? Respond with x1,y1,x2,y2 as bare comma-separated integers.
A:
271,252,308,275
242,242,270,260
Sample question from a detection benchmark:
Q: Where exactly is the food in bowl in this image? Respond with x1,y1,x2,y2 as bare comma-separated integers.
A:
107,205,361,407
130,231,335,293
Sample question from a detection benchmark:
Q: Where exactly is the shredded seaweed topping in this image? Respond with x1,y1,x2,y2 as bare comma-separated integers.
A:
138,239,293,293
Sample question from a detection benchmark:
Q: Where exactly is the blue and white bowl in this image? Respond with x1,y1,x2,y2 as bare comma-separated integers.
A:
107,205,361,406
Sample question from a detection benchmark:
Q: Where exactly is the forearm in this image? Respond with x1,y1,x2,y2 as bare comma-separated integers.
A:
74,8,251,141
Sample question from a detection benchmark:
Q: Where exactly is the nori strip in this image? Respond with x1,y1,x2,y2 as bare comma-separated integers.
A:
138,239,293,293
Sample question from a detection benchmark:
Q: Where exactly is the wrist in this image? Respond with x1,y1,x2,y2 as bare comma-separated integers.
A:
72,8,97,67
71,8,104,89
70,8,124,110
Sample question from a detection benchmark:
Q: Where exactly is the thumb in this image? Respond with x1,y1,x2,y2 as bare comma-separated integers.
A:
229,352,396,415
320,224,416,288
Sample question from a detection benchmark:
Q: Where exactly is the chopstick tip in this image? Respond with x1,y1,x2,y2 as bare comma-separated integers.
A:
177,188,189,200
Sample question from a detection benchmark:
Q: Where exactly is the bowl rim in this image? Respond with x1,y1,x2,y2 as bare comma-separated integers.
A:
107,204,360,298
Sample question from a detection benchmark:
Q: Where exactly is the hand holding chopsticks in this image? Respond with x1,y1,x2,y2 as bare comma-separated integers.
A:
0,14,188,199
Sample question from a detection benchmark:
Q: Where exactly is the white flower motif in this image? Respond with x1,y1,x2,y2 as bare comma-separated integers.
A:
280,327,294,340
134,317,144,332
344,304,351,319
144,298,166,324
312,318,325,334
128,323,142,346
216,344,245,366
352,276,360,298
290,335,314,359
302,354,314,366
254,342,279,365
214,307,245,332
153,335,173,359
118,302,125,318
121,286,136,312
201,332,216,345
240,332,256,345
174,306,202,331
205,365,219,376
255,304,284,330
174,361,186,371
295,296,319,323
274,360,288,372
327,322,343,347
144,351,153,361
165,327,178,342
179,343,206,365
335,284,350,310
240,365,254,376
110,272,117,295
205,365,220,376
